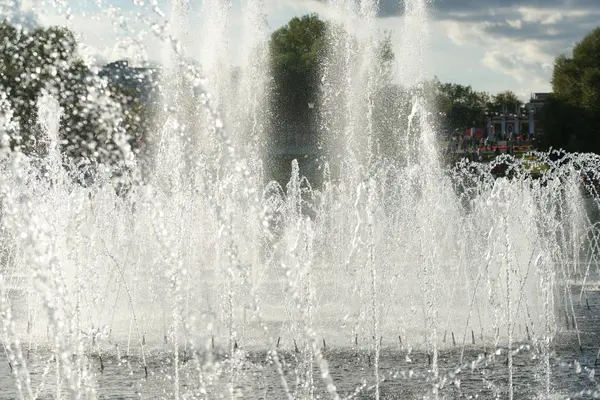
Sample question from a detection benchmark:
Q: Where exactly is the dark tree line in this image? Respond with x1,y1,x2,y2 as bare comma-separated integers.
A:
430,81,521,136
539,27,600,153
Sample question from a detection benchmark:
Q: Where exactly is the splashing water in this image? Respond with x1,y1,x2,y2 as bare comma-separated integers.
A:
0,0,599,398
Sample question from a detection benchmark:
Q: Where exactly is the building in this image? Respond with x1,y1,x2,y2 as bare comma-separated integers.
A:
98,60,160,104
527,92,551,111
525,93,550,137
486,92,550,140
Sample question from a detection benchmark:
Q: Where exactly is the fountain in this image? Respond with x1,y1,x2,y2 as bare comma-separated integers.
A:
0,0,599,398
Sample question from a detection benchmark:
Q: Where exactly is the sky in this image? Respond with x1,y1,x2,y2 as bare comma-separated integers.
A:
5,0,600,99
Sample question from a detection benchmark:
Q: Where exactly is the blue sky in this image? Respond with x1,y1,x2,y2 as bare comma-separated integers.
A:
8,0,600,99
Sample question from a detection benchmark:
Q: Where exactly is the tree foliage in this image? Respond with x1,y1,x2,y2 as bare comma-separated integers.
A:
269,14,395,131
427,83,524,137
0,22,140,168
430,79,489,135
490,91,522,113
267,13,534,173
540,27,600,152
268,14,393,181
269,15,326,120
0,23,76,151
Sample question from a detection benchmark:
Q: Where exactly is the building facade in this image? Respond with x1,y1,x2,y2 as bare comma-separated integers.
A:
486,93,550,140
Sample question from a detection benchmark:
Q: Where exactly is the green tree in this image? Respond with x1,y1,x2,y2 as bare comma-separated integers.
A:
269,14,395,129
58,60,126,166
269,14,327,129
0,22,132,167
268,14,396,176
0,23,77,152
540,27,600,152
489,90,522,114
430,79,489,135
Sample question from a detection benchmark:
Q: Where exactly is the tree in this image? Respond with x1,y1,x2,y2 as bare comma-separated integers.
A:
0,22,137,170
58,60,126,166
489,90,522,114
269,14,395,128
269,14,327,129
540,27,600,152
538,96,589,151
0,23,77,152
372,30,395,88
429,79,489,135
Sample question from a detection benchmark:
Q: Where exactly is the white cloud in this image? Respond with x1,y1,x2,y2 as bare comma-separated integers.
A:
3,0,40,29
435,3,600,97
473,32,554,97
516,7,589,25
481,50,550,94
506,19,522,29
30,1,187,66
441,21,485,47
268,0,348,25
